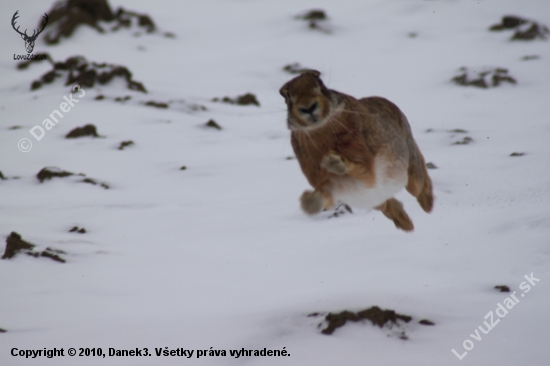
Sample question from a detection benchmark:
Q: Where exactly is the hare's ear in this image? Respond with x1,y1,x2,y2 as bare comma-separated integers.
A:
307,70,321,78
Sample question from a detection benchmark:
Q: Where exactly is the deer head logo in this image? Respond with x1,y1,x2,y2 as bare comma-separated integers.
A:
12,11,49,54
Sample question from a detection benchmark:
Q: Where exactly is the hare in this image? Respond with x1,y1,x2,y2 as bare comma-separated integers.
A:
280,70,433,231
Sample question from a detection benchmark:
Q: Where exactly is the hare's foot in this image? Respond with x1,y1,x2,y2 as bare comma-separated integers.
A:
321,153,348,175
300,190,334,215
376,198,414,232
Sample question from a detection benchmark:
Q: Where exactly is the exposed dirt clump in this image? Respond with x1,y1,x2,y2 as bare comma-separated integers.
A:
419,319,435,326
69,226,86,233
81,178,109,189
452,67,516,89
321,306,412,335
2,232,66,263
30,55,147,93
495,285,510,292
118,140,134,150
426,162,437,169
115,96,132,102
144,101,169,109
180,166,187,171
213,93,260,107
65,124,100,138
453,136,473,145
0,328,6,333
283,63,314,74
204,119,222,130
0,171,5,180
489,16,549,41
42,0,157,45
37,167,75,182
2,232,35,259
510,152,525,157
295,9,330,32
37,167,109,189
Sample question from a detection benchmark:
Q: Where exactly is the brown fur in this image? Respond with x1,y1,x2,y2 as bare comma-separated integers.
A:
281,71,434,231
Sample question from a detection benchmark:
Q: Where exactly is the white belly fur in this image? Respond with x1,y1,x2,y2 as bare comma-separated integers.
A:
331,156,407,209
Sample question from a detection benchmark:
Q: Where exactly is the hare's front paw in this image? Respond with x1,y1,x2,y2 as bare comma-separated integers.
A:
300,190,323,215
321,153,348,175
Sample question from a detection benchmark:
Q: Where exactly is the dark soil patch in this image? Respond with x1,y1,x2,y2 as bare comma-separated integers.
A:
145,101,169,109
495,285,510,292
213,93,260,107
37,167,108,189
419,319,435,326
42,0,156,45
0,328,6,333
283,63,314,75
510,152,525,157
321,306,412,335
449,129,468,133
490,16,549,41
295,9,330,32
2,232,35,259
205,119,222,130
69,226,86,234
65,124,100,138
81,178,109,189
452,136,473,145
40,248,67,263
37,167,75,182
95,94,105,100
118,140,134,150
426,162,437,169
8,126,22,130
180,166,187,171
452,67,516,89
521,55,540,61
30,55,146,93
0,171,5,180
115,96,132,102
2,232,66,263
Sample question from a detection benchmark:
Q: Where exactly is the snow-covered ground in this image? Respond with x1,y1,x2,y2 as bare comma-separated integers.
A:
1,0,549,365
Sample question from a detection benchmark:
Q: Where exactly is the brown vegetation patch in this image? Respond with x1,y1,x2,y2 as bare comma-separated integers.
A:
42,0,157,45
65,124,100,138
490,16,549,41
452,67,516,89
321,306,412,335
30,55,146,93
2,232,66,263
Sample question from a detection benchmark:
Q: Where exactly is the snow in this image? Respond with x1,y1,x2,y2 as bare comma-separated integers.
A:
1,0,550,365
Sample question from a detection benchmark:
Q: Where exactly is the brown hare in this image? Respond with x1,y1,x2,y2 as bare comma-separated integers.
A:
280,70,433,231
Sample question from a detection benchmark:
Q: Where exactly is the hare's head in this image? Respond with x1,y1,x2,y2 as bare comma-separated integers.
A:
280,70,343,131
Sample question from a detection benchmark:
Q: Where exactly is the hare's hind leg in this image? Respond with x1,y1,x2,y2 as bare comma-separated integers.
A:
405,146,434,213
376,198,414,232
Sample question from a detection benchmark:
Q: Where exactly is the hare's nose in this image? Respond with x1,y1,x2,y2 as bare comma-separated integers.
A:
299,102,318,115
